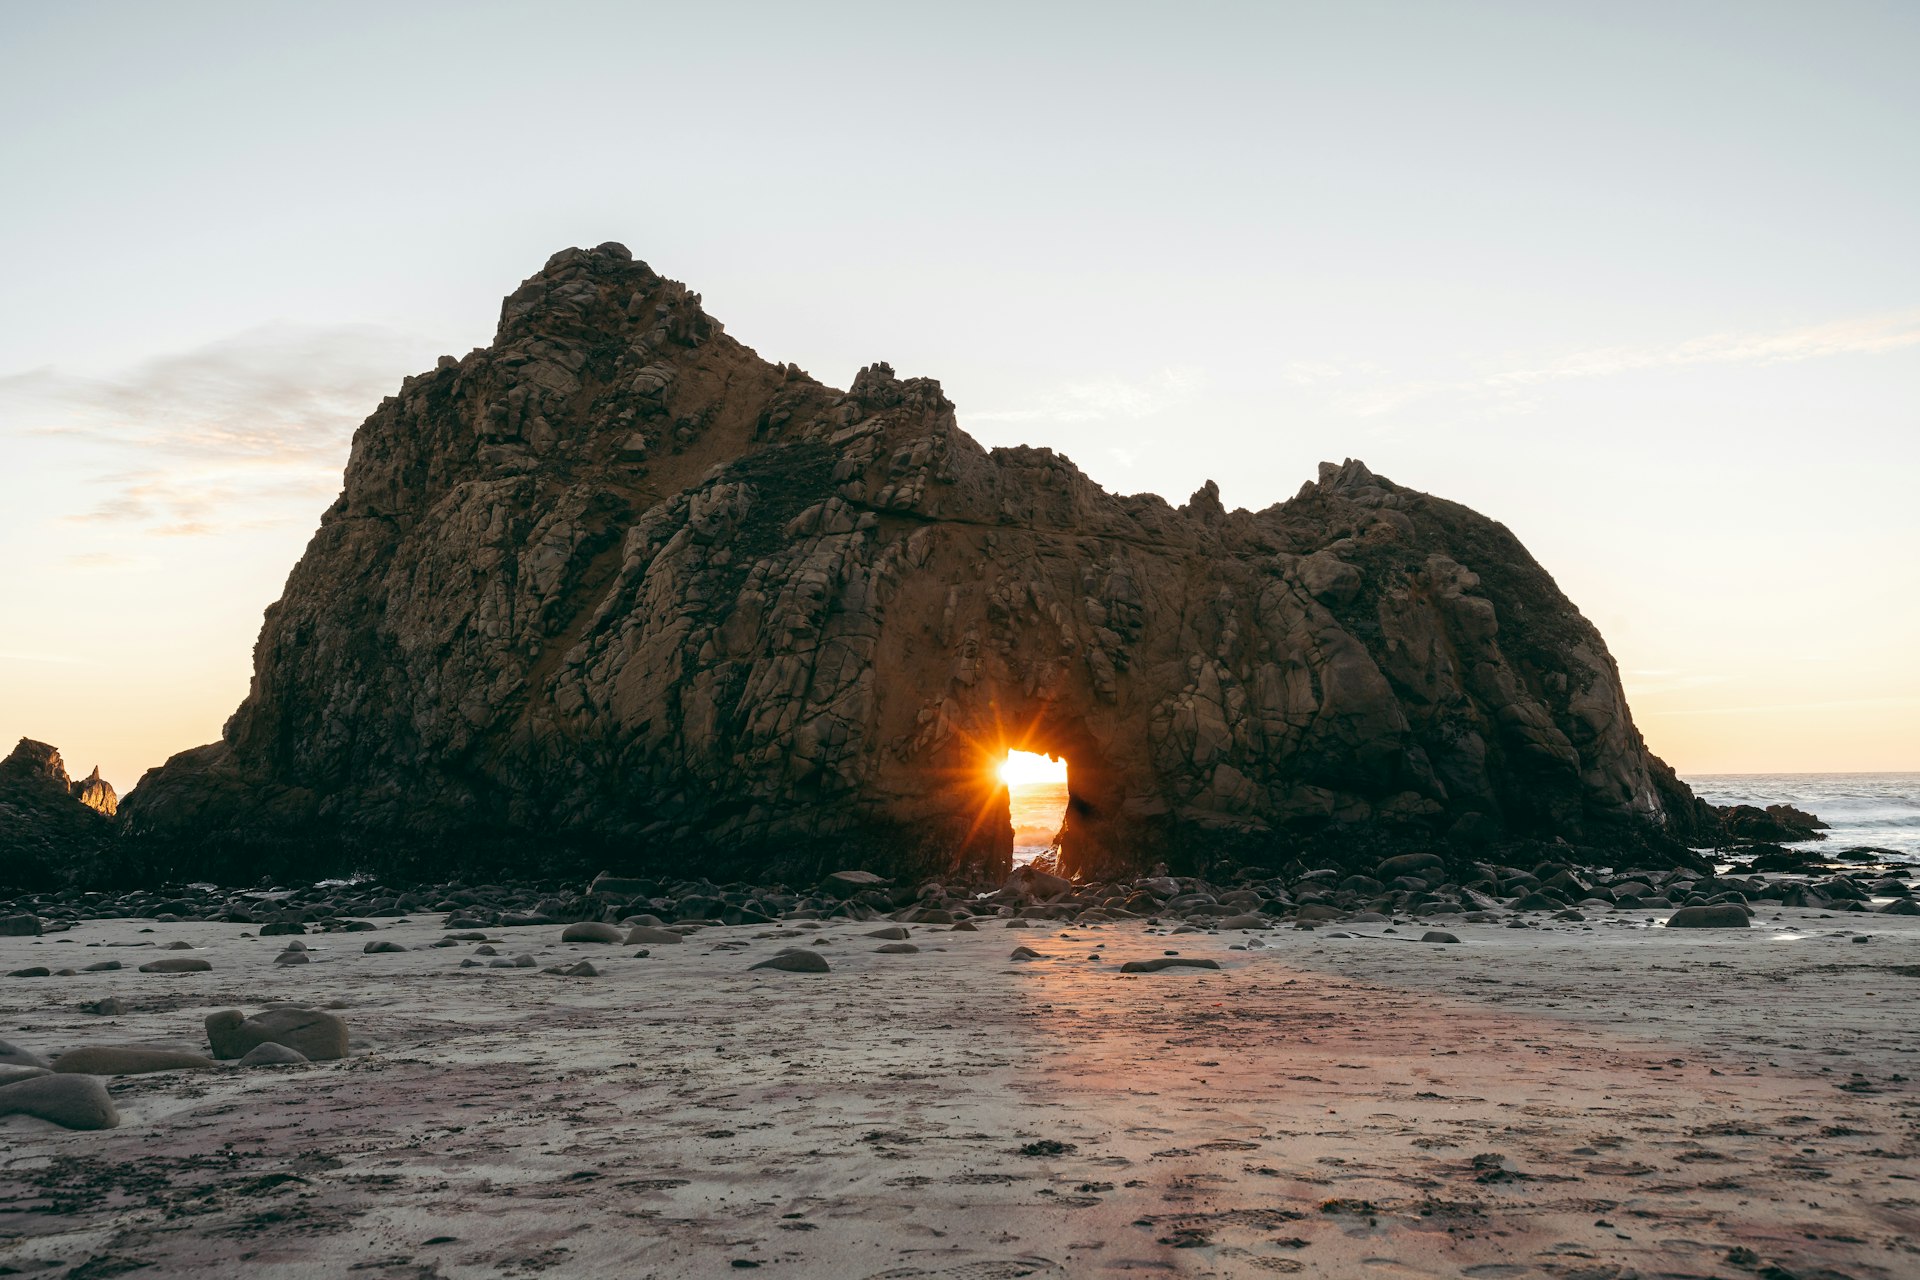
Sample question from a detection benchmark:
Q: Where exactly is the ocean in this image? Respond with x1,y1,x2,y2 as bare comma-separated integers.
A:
1008,773,1920,867
1684,772,1920,864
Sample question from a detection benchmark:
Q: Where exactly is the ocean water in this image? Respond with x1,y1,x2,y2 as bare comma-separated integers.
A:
1684,773,1920,864
1010,781,1069,866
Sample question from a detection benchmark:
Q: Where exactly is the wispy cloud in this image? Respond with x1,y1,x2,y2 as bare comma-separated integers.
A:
969,365,1210,425
1334,309,1920,419
0,322,440,535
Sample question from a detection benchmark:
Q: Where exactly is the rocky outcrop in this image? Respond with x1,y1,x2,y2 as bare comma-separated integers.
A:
121,243,1716,884
0,739,117,890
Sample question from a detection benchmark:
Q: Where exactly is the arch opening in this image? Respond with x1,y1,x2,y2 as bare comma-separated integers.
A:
998,749,1068,868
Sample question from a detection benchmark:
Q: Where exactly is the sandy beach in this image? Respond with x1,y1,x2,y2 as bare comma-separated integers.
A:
3,907,1916,1279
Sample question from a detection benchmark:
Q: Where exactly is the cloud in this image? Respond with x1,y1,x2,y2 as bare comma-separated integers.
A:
968,365,1210,425
0,322,441,535
1333,308,1920,419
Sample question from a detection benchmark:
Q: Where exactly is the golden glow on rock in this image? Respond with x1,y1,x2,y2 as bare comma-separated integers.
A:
998,749,1067,789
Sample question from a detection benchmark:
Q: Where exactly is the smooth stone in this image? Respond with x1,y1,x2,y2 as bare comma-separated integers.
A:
0,1074,119,1129
206,1007,349,1061
560,921,623,944
1119,957,1222,973
874,943,919,954
749,949,830,974
54,1046,216,1076
138,957,212,973
0,1039,51,1070
237,1042,309,1066
1421,930,1463,944
623,926,683,945
1666,905,1751,929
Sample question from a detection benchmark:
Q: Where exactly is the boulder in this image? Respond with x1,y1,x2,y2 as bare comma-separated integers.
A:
1665,905,1750,929
560,921,623,944
53,1046,216,1075
138,957,211,973
749,949,830,974
205,1008,349,1062
623,925,684,945
0,1073,120,1129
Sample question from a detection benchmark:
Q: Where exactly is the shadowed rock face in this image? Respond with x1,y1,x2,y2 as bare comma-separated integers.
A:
121,243,1711,883
0,739,117,890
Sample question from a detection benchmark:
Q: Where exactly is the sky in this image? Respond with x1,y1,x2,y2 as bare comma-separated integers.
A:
1,0,1916,792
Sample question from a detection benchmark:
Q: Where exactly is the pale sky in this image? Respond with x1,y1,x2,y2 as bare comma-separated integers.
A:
2,1,1916,792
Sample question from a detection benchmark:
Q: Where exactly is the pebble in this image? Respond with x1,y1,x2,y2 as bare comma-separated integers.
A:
138,957,212,973
54,1046,216,1075
749,949,830,974
0,1074,119,1129
560,922,623,943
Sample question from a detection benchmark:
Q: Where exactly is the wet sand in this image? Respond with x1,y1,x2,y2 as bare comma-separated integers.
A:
3,909,1917,1278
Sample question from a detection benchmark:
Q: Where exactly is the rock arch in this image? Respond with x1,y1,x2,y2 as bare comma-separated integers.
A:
122,243,1713,883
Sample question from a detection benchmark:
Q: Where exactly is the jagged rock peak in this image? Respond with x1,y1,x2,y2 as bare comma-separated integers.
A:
119,244,1712,884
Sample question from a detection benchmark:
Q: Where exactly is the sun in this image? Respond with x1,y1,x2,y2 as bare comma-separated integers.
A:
998,749,1067,788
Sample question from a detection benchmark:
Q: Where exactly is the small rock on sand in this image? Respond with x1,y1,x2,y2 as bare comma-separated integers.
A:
1666,905,1750,929
623,926,683,945
1120,957,1222,973
138,957,212,974
750,949,830,974
0,1074,119,1129
54,1046,216,1076
560,922,623,943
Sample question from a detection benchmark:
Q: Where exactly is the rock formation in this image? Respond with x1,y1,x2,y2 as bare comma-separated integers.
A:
121,243,1715,884
0,739,117,890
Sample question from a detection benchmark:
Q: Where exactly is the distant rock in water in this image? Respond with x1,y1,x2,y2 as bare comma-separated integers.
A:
120,243,1718,883
0,739,116,891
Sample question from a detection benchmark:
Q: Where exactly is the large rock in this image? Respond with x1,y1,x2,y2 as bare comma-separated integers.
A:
205,1008,349,1062
119,244,1717,884
0,1074,120,1129
0,738,118,890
